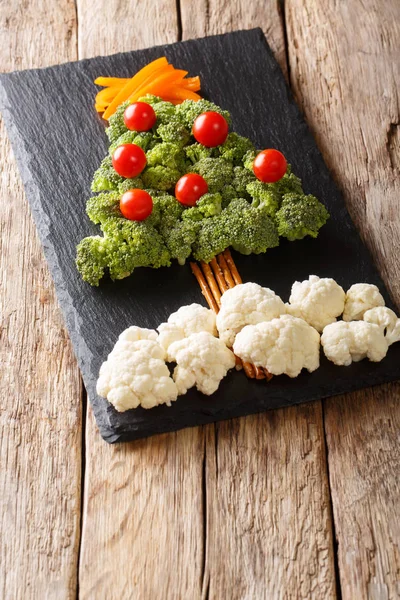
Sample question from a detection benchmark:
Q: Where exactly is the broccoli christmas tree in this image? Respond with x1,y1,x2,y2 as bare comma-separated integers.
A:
76,96,329,286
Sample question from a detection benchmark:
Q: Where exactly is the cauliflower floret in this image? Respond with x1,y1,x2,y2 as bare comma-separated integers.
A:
363,306,400,346
158,303,217,356
343,283,385,321
233,314,320,378
97,326,178,411
168,331,235,395
287,275,345,332
321,321,388,366
216,282,286,347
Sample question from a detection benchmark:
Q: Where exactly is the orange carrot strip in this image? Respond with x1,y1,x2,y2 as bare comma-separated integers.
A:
94,76,130,87
103,56,169,120
129,69,189,103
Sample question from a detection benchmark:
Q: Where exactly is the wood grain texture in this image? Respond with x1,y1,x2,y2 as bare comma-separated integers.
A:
178,6,338,599
76,8,206,599
76,0,179,59
285,1,400,597
180,0,287,76
0,1,81,599
204,408,337,599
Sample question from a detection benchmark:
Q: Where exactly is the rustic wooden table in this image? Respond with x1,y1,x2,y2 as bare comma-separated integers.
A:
1,1,399,598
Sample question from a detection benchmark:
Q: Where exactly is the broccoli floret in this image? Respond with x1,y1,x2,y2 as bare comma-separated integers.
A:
86,192,121,224
105,101,129,144
142,165,181,191
232,166,255,198
138,95,176,124
218,133,255,165
176,99,231,129
184,143,215,164
226,199,279,255
101,219,171,280
146,142,187,173
243,148,257,171
275,193,330,241
76,236,108,286
157,118,191,146
246,180,281,216
182,192,222,221
220,185,238,208
91,155,123,192
275,167,304,196
109,131,154,154
192,215,231,263
192,157,233,193
117,177,144,194
160,219,199,265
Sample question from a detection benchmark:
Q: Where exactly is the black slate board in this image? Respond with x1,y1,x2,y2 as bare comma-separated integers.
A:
1,29,399,443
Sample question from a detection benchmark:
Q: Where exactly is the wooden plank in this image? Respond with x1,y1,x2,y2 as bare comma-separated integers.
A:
204,408,337,599
285,0,400,597
180,0,288,76
180,3,338,597
0,2,82,599
76,5,205,599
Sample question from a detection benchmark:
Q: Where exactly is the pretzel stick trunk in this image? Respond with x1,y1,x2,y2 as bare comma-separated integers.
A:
190,263,219,313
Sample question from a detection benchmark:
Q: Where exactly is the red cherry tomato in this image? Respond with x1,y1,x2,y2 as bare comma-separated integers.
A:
253,149,287,183
192,111,229,147
175,173,208,206
120,189,153,221
112,144,147,178
123,102,157,131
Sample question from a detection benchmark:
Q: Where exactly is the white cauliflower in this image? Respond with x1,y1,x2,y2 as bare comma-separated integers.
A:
216,282,286,347
363,306,400,346
343,283,385,321
96,326,178,411
286,275,345,332
158,303,217,357
321,321,388,366
233,314,320,378
168,331,236,395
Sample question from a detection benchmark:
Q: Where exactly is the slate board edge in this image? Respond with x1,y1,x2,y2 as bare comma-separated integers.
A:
0,29,398,444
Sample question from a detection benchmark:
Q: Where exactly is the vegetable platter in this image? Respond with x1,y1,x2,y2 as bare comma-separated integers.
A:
0,29,398,443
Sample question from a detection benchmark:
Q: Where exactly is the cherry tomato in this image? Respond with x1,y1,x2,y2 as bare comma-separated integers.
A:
120,189,153,221
253,149,287,183
112,144,147,178
175,173,208,206
123,102,157,131
192,111,229,147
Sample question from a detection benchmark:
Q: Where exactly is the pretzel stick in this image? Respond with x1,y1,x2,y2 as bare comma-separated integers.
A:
254,366,266,380
223,249,242,285
200,262,222,307
190,263,219,313
216,253,236,288
209,257,229,294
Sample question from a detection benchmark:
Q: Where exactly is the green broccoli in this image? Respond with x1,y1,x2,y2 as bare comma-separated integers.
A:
218,133,255,165
101,219,171,280
117,177,145,194
160,219,199,265
246,180,281,216
191,157,233,193
184,143,215,164
176,99,231,129
243,148,257,171
105,101,129,144
226,199,279,255
76,236,108,286
91,155,123,192
86,192,122,223
157,118,191,146
275,193,330,241
220,185,238,208
109,131,154,154
146,142,187,173
138,95,176,124
142,165,181,191
232,166,255,198
182,192,222,220
192,215,231,263
276,167,304,196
